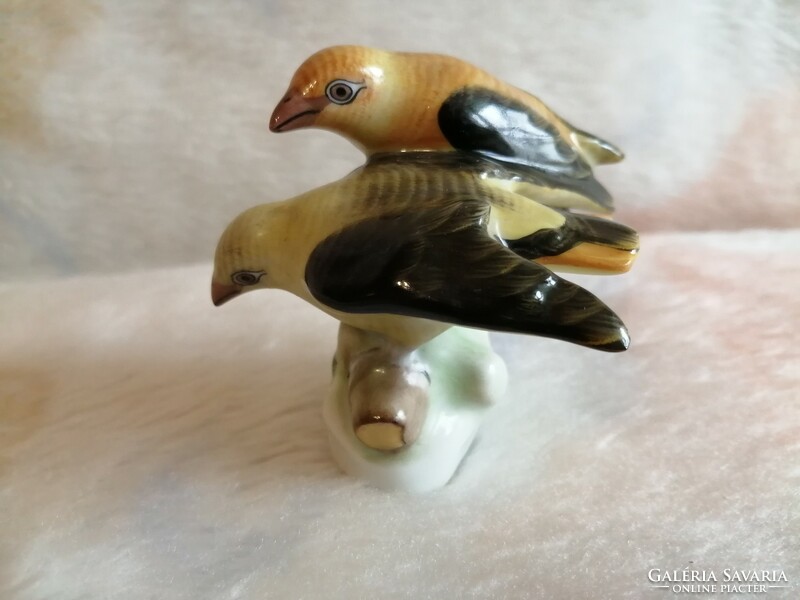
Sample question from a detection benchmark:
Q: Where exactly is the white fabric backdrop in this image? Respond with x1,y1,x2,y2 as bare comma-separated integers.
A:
1,230,798,599
1,2,799,598
1,0,799,279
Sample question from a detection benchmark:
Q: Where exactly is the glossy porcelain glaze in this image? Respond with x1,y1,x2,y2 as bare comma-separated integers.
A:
212,157,635,351
270,45,624,215
213,47,639,489
270,46,622,163
325,324,507,492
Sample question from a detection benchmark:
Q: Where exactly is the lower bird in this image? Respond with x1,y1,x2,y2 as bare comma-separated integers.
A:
212,155,638,449
212,154,637,350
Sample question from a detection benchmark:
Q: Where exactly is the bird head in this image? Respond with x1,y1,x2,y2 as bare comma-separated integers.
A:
269,45,417,152
211,204,291,306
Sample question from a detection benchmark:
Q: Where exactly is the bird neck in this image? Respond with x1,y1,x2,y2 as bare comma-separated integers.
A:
359,53,507,155
264,188,346,297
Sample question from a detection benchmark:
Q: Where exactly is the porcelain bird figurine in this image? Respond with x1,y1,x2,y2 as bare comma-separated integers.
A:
269,45,623,214
215,47,637,489
212,156,638,460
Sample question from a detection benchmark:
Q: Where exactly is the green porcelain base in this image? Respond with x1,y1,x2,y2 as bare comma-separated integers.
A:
323,325,507,492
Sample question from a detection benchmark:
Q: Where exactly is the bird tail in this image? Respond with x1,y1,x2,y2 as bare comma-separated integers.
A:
570,127,625,166
535,281,631,352
507,213,639,275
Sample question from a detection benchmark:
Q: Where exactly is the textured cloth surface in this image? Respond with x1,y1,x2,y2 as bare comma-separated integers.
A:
1,0,799,278
1,230,798,599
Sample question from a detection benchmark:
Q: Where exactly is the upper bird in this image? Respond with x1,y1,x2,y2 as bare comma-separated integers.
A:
269,45,624,214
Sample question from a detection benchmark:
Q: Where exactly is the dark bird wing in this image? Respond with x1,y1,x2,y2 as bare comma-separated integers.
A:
306,198,630,352
506,210,639,259
438,87,615,212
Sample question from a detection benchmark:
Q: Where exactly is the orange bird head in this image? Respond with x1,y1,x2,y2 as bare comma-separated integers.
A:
269,45,487,153
270,46,397,151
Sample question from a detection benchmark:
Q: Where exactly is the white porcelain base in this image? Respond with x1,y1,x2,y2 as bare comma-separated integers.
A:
323,326,508,493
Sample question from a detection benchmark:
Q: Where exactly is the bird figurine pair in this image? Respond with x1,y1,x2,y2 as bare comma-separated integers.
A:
212,46,638,491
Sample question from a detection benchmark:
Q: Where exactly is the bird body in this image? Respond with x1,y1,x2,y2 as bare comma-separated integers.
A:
269,46,624,213
219,46,637,455
270,46,618,162
215,188,452,347
213,158,636,351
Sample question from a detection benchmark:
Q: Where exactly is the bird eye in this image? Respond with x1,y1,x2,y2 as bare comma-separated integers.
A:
325,79,365,105
231,270,264,286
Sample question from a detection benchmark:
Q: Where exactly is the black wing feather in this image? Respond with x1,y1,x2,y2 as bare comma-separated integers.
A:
506,211,640,260
438,87,614,211
306,200,629,352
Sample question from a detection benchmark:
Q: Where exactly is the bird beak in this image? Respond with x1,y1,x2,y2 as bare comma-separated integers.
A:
211,281,241,306
269,91,329,132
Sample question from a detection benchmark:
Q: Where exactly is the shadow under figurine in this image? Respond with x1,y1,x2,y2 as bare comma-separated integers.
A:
212,154,638,492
